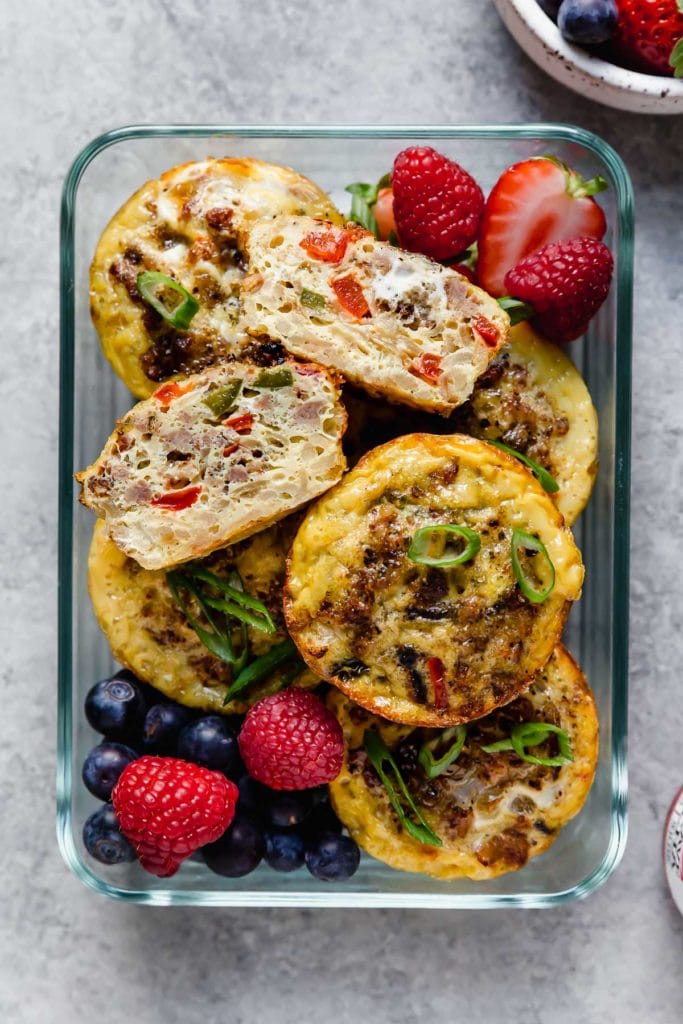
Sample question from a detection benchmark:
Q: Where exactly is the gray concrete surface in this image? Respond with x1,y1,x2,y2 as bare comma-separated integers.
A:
2,1,682,1021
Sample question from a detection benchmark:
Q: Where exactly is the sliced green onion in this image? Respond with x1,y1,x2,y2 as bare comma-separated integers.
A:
223,638,298,703
407,524,481,567
253,367,294,389
489,440,559,494
363,730,442,847
510,528,555,604
349,192,379,236
418,726,467,779
188,566,276,633
345,172,390,239
226,570,250,674
202,380,242,418
300,288,327,310
137,271,199,330
166,570,236,664
481,721,573,767
496,296,535,326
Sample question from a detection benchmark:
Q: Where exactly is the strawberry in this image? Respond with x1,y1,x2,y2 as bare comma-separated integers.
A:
372,187,397,241
391,146,484,261
503,237,614,343
238,688,344,790
112,756,238,877
613,0,683,76
477,156,608,297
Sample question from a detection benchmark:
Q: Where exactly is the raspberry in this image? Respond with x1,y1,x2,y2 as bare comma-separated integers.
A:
391,146,484,262
238,689,344,791
112,756,238,877
504,237,614,343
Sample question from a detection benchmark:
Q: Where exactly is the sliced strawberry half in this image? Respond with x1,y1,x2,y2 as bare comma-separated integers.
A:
477,156,608,297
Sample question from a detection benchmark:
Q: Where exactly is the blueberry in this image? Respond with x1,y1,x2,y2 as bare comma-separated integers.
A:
305,832,361,882
202,814,265,877
536,0,561,20
85,673,146,743
82,742,138,800
142,703,191,754
237,774,270,816
177,716,240,774
557,0,617,45
264,829,306,872
267,790,316,828
301,800,344,838
83,804,136,865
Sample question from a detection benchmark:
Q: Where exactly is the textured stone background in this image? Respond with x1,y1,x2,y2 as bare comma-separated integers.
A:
2,1,682,1021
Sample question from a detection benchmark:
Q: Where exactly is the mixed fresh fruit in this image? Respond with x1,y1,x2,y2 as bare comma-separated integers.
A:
540,0,683,77
80,143,612,884
82,669,359,880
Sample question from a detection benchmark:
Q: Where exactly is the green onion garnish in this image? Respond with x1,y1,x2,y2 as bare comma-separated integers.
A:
418,726,467,779
481,721,573,767
510,528,555,604
166,570,239,665
363,730,442,847
253,367,294,389
345,172,390,239
301,288,327,310
184,566,276,634
489,440,559,494
496,296,535,326
407,524,481,567
223,639,299,703
202,380,242,418
137,271,199,330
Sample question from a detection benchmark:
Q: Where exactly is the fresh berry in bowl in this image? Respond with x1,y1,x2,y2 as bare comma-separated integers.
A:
305,832,361,882
84,672,146,743
177,715,241,775
82,741,138,801
112,756,238,876
495,0,683,112
202,813,265,877
238,688,344,790
558,0,618,44
82,804,136,865
612,0,683,75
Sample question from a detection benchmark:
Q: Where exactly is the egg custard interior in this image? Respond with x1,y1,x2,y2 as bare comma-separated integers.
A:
90,157,342,399
77,359,347,570
284,433,584,727
241,215,509,416
328,644,598,880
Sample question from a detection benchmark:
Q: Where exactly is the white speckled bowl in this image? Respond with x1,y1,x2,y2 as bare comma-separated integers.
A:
494,0,683,114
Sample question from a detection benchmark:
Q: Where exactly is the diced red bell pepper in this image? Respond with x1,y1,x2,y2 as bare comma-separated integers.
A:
409,353,442,384
222,443,239,458
150,485,201,510
224,412,254,435
426,656,448,710
300,228,350,263
152,381,194,408
472,316,500,349
331,275,370,319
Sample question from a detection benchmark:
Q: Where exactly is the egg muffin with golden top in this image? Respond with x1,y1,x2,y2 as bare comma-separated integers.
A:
328,644,598,880
90,158,342,398
284,433,584,727
88,519,316,713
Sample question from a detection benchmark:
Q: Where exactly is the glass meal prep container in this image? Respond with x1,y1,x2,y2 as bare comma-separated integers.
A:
58,125,632,908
